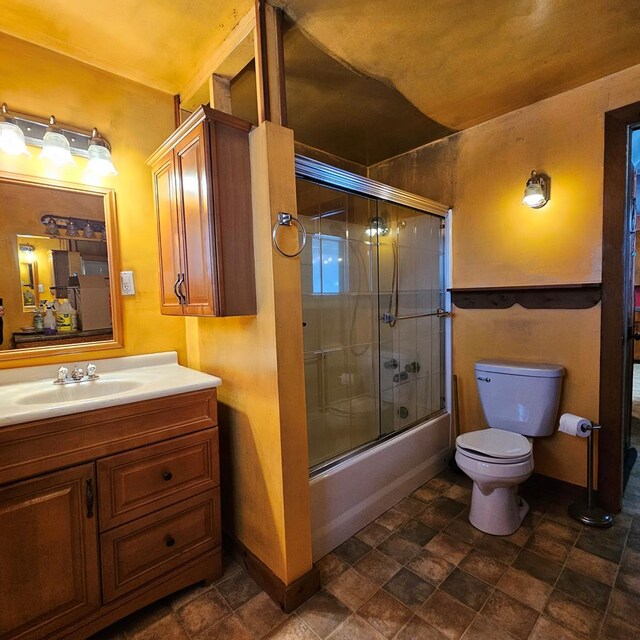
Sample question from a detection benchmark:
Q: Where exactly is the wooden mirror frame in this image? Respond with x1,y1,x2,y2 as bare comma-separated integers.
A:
0,171,123,362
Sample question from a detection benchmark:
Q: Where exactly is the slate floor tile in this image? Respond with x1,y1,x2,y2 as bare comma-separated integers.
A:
439,568,493,611
357,589,413,640
297,590,350,639
416,589,476,640
383,567,436,611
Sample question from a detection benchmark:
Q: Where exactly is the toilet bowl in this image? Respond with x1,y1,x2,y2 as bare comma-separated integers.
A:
457,360,564,536
455,428,533,535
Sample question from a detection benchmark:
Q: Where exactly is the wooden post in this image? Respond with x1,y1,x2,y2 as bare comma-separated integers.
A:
255,0,287,126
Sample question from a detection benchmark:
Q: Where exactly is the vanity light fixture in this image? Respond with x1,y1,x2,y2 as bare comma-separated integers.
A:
0,102,117,174
40,116,75,166
0,103,30,156
41,214,106,241
522,170,550,208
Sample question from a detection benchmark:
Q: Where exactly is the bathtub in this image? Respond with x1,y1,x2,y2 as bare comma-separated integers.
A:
309,411,452,560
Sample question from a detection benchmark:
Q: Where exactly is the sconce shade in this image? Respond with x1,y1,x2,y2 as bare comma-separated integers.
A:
40,116,75,166
0,104,29,156
522,170,550,208
87,128,117,176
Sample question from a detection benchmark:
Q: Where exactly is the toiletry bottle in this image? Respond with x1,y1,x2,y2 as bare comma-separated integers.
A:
33,305,44,332
44,304,56,335
56,300,72,332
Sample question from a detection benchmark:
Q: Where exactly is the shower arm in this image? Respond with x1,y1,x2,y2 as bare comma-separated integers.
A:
381,308,452,324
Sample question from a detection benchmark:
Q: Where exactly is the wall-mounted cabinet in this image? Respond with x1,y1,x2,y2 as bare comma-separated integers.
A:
148,106,256,317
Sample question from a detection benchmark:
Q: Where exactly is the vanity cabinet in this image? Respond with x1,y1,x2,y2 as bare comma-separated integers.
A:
149,106,256,317
0,389,221,640
0,464,100,640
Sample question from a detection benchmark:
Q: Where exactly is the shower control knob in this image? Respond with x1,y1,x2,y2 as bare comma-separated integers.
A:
398,406,409,419
384,358,399,370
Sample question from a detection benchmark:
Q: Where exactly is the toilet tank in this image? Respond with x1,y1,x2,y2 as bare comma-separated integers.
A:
475,360,565,437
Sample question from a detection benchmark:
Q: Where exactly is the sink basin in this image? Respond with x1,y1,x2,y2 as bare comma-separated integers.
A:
16,379,143,406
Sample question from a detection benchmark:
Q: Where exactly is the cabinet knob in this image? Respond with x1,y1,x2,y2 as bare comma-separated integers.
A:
162,471,173,481
165,535,176,548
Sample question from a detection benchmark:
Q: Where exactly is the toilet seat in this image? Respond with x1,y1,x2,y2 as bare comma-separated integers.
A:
456,428,532,465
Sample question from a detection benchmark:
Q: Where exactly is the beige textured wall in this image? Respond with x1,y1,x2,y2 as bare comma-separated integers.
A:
192,122,313,584
370,63,640,486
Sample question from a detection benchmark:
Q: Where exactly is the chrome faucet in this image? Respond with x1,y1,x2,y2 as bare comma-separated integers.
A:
54,363,99,385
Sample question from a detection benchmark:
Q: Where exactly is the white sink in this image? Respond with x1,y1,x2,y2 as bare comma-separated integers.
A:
0,352,222,427
16,379,143,406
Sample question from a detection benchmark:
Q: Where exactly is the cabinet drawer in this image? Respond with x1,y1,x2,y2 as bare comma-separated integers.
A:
100,489,220,603
97,429,218,530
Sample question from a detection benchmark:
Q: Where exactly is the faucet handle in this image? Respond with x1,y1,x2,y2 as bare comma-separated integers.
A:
86,363,97,378
57,366,68,382
71,365,84,380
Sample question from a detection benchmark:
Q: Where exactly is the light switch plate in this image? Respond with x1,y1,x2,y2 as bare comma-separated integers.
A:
120,271,135,295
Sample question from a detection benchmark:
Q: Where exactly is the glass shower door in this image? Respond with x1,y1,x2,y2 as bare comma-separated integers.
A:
298,178,446,471
298,180,380,468
377,202,446,436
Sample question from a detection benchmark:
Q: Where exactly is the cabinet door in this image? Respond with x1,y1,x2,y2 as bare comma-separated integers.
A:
153,151,184,315
0,464,100,640
174,123,218,316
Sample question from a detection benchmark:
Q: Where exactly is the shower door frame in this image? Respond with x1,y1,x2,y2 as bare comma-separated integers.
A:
295,155,453,476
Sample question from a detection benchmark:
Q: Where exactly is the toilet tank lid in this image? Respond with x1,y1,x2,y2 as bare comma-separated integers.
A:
475,360,565,378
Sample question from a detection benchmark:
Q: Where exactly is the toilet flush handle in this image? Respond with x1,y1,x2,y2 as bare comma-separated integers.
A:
477,376,491,383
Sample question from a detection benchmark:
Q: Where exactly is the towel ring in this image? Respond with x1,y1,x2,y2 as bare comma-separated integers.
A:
272,212,307,258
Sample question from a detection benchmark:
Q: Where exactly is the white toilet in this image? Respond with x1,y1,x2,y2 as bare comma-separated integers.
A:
455,360,565,535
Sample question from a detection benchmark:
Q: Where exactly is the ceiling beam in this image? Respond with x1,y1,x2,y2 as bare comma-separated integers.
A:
180,6,257,111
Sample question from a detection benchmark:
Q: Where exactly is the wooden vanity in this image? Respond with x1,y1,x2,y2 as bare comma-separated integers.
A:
0,387,220,640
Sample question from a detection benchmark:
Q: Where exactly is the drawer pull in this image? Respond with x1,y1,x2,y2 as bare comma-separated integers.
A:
165,535,176,548
162,471,173,481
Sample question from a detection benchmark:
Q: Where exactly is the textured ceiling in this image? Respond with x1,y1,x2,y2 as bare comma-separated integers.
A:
3,0,640,162
276,0,640,130
0,0,253,93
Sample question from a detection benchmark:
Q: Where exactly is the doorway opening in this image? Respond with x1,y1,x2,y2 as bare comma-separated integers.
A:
625,128,640,514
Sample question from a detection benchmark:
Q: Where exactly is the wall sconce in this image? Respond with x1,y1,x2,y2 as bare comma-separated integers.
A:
41,214,106,241
365,216,390,237
0,102,117,175
522,170,550,208
18,243,36,264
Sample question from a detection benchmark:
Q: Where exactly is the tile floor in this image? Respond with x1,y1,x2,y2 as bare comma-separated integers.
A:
91,468,640,640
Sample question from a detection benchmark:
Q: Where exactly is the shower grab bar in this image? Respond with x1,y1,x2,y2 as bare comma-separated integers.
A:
272,212,307,258
381,308,452,323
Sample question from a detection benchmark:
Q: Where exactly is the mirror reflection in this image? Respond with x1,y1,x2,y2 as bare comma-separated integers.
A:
0,178,114,352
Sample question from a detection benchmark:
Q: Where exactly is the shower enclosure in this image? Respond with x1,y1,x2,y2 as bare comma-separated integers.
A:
297,158,449,473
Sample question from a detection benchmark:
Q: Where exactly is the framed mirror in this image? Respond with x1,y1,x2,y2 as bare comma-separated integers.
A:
0,171,122,360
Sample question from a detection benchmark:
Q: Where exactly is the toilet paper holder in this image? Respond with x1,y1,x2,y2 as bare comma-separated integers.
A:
569,421,614,528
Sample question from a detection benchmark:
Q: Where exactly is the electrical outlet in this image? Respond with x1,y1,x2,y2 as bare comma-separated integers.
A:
120,271,135,295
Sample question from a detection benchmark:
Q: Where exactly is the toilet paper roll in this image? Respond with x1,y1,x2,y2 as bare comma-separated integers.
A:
559,413,591,438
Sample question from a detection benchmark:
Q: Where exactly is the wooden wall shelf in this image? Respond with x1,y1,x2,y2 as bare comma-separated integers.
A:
449,283,602,309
